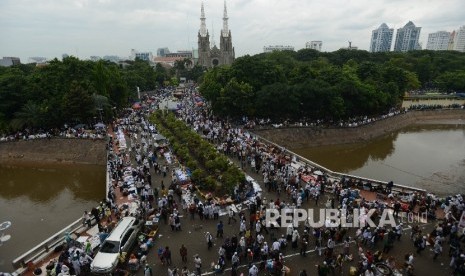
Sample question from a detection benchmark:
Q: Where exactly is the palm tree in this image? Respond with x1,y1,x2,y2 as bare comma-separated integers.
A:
11,101,44,130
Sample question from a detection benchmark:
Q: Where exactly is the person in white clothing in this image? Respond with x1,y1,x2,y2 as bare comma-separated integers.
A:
248,264,259,276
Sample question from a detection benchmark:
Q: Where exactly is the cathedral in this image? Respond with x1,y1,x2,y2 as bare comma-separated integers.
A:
197,1,235,68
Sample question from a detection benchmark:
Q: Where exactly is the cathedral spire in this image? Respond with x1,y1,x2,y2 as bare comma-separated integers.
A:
222,0,229,37
199,2,207,37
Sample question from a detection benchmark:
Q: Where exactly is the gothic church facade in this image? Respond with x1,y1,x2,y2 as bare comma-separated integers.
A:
197,2,235,68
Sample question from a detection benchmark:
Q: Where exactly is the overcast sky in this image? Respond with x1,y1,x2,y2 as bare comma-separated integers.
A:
1,0,464,62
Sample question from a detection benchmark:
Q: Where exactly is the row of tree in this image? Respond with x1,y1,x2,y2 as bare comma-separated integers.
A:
150,111,245,196
200,49,465,121
0,57,179,132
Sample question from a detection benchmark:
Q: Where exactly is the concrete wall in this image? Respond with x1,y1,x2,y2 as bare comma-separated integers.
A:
0,139,107,166
253,109,465,149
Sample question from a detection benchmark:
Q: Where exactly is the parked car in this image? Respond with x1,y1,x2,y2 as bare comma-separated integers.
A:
90,216,142,274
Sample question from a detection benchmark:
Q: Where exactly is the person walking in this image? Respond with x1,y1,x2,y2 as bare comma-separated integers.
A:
194,254,202,275
163,246,172,266
217,221,224,238
144,264,152,276
300,237,308,256
433,240,442,260
228,207,237,224
206,232,213,249
180,244,188,263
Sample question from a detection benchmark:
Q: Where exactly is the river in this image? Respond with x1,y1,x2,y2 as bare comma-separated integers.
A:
0,164,105,272
293,122,465,196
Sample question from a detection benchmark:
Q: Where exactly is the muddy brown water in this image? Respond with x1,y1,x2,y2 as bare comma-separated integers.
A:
294,122,465,196
0,164,105,272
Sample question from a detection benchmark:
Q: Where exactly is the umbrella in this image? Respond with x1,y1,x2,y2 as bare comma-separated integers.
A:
73,124,86,130
153,134,166,141
94,123,106,129
314,170,324,176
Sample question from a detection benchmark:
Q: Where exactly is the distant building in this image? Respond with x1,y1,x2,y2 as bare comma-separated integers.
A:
370,23,394,52
305,41,323,51
157,48,170,57
393,21,422,52
426,31,450,51
0,57,21,67
453,26,465,52
263,45,295,53
448,30,456,50
341,41,358,50
130,49,153,61
165,51,193,59
153,57,184,67
197,1,235,68
102,55,121,63
28,57,47,64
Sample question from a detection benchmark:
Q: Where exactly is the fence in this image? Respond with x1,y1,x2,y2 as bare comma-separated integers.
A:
252,133,427,194
11,217,93,270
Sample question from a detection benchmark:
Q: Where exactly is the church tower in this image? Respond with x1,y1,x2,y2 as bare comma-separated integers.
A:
197,2,210,67
220,1,235,65
197,1,235,68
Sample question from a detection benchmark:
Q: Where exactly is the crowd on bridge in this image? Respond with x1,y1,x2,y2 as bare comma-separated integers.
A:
17,84,465,276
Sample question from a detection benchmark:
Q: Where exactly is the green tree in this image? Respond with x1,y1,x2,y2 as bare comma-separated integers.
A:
62,81,95,123
10,101,45,130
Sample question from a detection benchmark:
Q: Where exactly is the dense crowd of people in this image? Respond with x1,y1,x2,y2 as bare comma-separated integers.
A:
16,84,465,276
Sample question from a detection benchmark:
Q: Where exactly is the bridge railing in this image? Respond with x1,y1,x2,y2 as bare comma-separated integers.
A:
252,133,427,194
11,217,90,270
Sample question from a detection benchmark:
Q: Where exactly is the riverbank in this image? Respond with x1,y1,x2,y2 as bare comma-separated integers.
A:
0,138,107,166
253,109,465,149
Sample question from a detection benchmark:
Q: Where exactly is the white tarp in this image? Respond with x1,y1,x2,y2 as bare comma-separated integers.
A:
164,152,172,164
117,129,127,150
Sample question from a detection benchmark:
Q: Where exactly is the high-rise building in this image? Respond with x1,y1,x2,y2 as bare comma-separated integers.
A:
197,1,235,68
157,48,170,57
370,23,394,52
448,30,456,50
130,49,153,61
426,31,451,50
0,57,21,67
305,41,323,51
453,26,465,52
393,21,422,52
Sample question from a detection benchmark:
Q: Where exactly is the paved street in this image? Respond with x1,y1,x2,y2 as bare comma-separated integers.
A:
124,134,455,276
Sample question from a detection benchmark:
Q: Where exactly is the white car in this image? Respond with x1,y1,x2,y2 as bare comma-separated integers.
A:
91,216,142,274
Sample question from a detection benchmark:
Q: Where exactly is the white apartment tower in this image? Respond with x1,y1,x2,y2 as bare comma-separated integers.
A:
393,21,422,52
305,41,323,51
426,31,451,50
453,26,465,52
370,23,394,52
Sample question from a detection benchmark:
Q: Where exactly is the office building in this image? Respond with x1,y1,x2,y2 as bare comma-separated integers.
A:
157,48,171,57
393,21,422,52
453,26,465,52
370,23,394,52
305,41,323,51
426,31,450,50
0,57,21,67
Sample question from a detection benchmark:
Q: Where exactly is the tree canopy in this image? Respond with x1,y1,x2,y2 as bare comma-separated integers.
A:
0,57,181,132
199,49,465,121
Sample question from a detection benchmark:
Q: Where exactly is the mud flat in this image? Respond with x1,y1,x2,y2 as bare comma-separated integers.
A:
0,138,106,166
253,109,465,149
